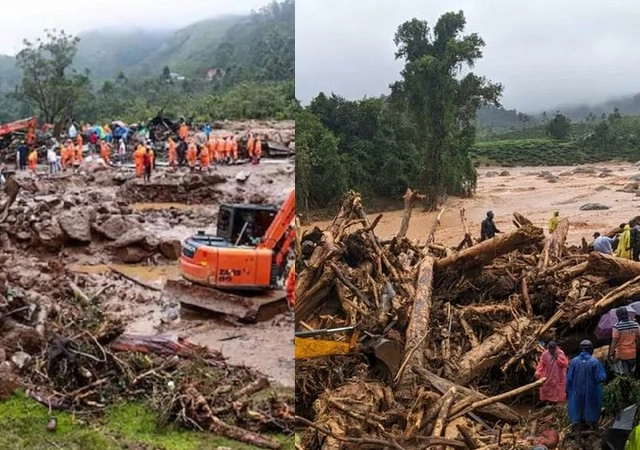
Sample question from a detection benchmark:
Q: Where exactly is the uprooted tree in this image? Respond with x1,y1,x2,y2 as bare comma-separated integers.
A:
390,11,503,209
14,29,91,128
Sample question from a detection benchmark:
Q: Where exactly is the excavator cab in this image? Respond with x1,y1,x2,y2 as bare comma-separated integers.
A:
216,204,278,246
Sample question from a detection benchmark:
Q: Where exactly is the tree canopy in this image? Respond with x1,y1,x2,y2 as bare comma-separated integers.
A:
298,10,502,213
14,30,90,124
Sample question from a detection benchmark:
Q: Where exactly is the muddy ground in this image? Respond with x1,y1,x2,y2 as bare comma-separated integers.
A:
0,152,295,388
314,162,640,247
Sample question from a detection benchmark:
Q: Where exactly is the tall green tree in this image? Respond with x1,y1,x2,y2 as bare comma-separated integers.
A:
546,113,571,140
391,12,502,209
295,109,348,216
14,29,90,125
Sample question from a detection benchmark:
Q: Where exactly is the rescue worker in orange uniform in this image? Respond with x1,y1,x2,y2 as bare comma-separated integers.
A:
253,137,262,165
200,142,211,173
168,138,177,168
246,134,255,160
179,122,188,141
207,136,217,165
186,140,198,171
27,148,38,172
214,136,223,162
134,143,146,177
64,140,75,169
76,134,83,148
74,143,83,168
100,140,111,165
285,265,295,309
231,135,238,161
224,136,233,163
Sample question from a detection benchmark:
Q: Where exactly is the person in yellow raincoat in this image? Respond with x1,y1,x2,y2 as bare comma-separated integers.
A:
616,224,633,259
548,211,559,234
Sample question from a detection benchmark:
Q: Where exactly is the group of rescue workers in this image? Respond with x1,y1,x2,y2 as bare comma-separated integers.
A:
479,209,640,446
13,120,266,181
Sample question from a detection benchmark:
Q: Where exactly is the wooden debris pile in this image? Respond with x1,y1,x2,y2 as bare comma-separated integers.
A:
0,263,293,450
295,190,640,450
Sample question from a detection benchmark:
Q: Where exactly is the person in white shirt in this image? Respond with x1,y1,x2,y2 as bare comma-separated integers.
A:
47,147,58,173
118,139,126,167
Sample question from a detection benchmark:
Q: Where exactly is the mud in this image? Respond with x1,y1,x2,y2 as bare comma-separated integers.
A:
0,144,295,388
313,162,640,247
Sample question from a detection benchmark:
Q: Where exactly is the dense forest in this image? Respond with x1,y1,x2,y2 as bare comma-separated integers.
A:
0,0,296,124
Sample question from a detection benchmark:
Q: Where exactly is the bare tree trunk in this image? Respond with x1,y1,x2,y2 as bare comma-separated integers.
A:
434,225,545,276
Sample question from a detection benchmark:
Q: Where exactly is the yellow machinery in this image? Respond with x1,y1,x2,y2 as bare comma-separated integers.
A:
295,326,403,380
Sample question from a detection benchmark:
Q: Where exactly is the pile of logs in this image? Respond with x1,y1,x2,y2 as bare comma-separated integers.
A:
295,190,640,450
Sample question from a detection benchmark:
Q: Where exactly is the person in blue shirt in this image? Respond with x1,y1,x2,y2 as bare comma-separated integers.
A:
593,232,617,255
204,123,212,138
566,340,607,441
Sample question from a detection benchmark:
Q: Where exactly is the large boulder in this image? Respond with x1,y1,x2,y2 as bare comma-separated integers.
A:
579,203,610,211
110,230,159,251
33,218,67,250
159,239,182,260
92,216,141,241
116,246,152,263
57,209,95,243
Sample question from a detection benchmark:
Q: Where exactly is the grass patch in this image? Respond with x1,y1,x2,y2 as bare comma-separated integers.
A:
0,391,293,450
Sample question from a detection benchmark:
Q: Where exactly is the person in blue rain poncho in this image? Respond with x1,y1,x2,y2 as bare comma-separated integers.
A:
566,340,607,427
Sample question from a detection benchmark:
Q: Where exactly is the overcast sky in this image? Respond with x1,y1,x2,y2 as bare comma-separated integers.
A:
296,0,640,112
0,0,269,55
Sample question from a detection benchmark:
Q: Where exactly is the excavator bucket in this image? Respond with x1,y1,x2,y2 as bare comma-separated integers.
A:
366,338,403,381
163,279,288,323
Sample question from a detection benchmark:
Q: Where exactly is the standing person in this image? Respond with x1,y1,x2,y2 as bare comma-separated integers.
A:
179,121,188,142
254,136,262,165
548,211,560,234
143,147,153,183
186,140,197,171
27,148,38,173
246,133,255,161
134,143,145,177
168,137,177,169
631,222,640,262
89,130,98,155
47,146,58,173
199,143,211,173
609,306,640,376
100,140,111,165
617,224,633,259
480,211,501,241
534,341,569,404
231,135,238,161
17,141,28,171
118,138,126,168
566,340,607,436
285,265,295,309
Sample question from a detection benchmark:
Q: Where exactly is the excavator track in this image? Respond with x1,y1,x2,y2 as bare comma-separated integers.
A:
163,279,288,323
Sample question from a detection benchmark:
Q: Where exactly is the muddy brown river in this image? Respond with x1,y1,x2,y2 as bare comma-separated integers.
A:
313,162,640,248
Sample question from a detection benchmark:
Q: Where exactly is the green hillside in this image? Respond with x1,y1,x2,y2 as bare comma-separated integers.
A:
72,29,171,80
0,1,294,91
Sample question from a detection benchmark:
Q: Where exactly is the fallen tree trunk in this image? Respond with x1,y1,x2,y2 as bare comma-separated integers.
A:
395,257,434,398
585,251,640,282
412,366,520,423
434,225,545,276
455,316,532,385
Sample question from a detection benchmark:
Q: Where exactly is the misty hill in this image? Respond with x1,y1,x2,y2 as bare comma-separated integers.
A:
478,92,640,130
0,0,294,90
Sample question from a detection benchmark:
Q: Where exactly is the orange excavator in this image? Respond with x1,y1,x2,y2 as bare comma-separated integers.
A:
163,189,295,323
0,117,37,148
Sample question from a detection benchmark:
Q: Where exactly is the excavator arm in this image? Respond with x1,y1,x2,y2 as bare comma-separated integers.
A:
258,189,295,252
0,117,37,137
